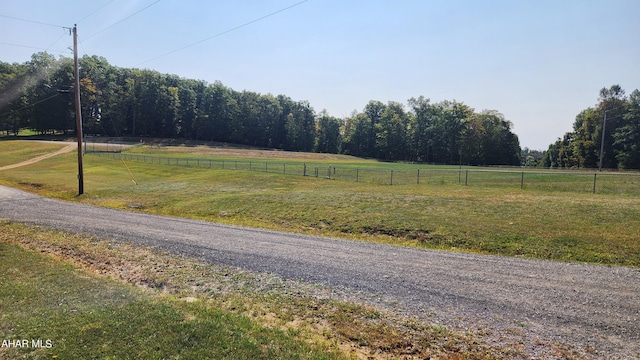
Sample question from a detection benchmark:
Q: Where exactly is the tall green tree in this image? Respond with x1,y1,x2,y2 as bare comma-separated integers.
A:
342,112,372,157
375,101,408,160
613,89,640,169
315,110,342,154
407,96,433,162
285,100,316,152
596,85,627,169
543,85,640,169
477,110,521,165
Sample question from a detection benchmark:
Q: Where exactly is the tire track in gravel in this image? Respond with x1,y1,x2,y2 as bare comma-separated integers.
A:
0,185,638,359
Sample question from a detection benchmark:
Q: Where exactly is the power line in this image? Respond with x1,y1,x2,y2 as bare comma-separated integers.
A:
0,41,71,55
0,14,64,28
76,0,117,24
83,0,162,41
0,93,62,118
135,0,309,67
39,1,118,52
45,29,72,52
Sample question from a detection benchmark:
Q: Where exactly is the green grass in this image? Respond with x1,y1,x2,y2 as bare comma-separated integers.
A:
96,145,640,193
0,233,344,359
1,140,639,267
0,140,68,167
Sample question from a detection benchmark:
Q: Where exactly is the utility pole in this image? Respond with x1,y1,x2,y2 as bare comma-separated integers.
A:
598,110,608,172
73,24,84,194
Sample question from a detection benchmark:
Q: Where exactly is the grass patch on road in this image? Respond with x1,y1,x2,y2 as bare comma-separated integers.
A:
1,222,505,359
1,141,639,267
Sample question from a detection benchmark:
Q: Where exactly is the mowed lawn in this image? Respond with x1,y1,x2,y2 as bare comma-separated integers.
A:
1,141,639,267
0,140,69,167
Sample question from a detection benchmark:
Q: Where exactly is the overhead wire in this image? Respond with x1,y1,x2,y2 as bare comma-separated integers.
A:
0,13,70,55
0,93,62,118
0,14,64,28
83,0,162,41
0,41,71,54
135,0,309,67
45,29,72,53
76,0,117,24
45,0,119,53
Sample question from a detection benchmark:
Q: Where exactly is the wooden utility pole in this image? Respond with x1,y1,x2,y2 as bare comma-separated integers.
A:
73,24,84,195
598,110,609,172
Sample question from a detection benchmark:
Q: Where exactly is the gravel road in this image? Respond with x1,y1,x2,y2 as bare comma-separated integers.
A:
1,185,638,358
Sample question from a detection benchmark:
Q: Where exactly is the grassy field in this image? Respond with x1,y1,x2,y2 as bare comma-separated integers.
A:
0,140,68,167
96,144,640,193
1,140,638,267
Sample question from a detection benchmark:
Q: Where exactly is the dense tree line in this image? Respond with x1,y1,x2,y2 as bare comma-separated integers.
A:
542,85,640,170
1,52,522,165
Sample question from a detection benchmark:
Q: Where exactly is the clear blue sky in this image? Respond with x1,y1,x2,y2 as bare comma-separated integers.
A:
1,0,639,150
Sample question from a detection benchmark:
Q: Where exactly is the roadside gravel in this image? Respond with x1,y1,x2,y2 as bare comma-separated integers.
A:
1,185,638,359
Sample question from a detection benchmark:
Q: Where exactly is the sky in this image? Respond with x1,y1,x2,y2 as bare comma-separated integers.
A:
1,0,639,150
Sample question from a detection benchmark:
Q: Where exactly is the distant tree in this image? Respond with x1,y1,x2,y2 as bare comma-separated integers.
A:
521,148,544,167
285,100,316,152
613,89,640,169
542,85,640,169
571,108,600,168
2,51,536,166
407,96,433,162
463,114,486,165
363,100,386,157
315,110,342,153
596,85,627,169
342,112,372,157
375,101,408,160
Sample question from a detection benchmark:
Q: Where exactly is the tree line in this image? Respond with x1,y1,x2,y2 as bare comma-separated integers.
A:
542,85,640,170
1,52,524,165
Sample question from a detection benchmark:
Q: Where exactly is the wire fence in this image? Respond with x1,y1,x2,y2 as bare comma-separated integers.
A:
87,151,640,195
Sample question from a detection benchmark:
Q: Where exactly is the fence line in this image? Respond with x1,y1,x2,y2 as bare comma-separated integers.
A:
86,151,640,195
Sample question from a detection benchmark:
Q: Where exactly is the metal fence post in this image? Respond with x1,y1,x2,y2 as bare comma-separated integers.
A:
521,171,524,189
465,170,468,186
417,169,420,184
390,170,394,185
593,173,597,194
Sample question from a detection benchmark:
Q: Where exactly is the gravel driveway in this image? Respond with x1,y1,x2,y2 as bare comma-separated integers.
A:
1,185,638,359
